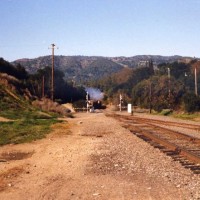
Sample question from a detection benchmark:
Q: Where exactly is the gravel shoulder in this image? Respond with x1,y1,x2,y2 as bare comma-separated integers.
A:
0,112,199,200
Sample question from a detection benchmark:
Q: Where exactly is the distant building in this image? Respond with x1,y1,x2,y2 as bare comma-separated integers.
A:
138,60,150,67
138,60,156,71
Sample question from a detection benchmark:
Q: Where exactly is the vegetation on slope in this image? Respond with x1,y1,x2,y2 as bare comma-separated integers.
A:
13,55,186,83
91,60,200,113
0,58,81,146
3,55,200,116
0,73,60,145
0,118,58,145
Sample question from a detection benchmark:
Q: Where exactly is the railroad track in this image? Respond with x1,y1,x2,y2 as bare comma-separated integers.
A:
107,114,200,174
118,115,200,132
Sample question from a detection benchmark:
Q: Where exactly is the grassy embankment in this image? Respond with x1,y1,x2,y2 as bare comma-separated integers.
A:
0,110,59,146
0,86,62,146
159,109,200,121
172,113,200,121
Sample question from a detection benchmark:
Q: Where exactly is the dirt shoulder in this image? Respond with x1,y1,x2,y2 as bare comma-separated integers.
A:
0,112,199,200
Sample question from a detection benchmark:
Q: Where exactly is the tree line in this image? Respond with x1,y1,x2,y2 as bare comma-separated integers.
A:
1,57,200,113
89,60,200,113
0,58,86,104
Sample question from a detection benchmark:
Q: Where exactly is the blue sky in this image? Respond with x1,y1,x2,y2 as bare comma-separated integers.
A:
0,0,200,61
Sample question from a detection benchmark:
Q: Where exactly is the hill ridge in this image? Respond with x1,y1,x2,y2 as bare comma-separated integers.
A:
12,55,193,83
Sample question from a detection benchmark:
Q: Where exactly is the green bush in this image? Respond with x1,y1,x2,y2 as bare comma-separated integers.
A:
160,109,173,116
183,93,200,113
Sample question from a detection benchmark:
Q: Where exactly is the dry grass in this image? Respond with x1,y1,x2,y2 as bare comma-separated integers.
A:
32,98,71,116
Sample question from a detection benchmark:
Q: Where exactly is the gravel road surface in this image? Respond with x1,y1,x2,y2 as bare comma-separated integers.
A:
0,112,199,200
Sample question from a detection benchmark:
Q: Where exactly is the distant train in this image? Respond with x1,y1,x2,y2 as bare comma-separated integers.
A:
88,100,106,110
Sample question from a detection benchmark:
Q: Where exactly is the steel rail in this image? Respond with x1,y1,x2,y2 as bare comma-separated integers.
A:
107,114,200,173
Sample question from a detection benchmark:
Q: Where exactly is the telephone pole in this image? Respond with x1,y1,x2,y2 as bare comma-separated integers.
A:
42,75,45,98
49,43,57,101
167,67,171,107
167,67,171,98
149,81,152,114
195,66,198,96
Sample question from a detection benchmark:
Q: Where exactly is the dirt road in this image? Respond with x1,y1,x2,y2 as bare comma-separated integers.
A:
0,112,199,200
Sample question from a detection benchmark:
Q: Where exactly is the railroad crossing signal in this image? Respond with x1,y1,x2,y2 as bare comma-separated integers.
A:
119,94,123,111
86,92,89,113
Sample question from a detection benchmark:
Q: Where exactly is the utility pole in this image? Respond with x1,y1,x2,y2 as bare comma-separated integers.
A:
49,43,57,101
167,67,171,107
42,75,45,98
195,66,198,96
149,81,152,114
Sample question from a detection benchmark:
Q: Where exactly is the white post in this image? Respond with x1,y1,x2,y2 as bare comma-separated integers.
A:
128,104,132,114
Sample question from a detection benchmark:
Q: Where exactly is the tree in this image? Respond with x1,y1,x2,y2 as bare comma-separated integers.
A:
0,58,28,80
183,92,200,113
132,75,185,112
